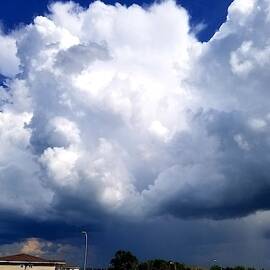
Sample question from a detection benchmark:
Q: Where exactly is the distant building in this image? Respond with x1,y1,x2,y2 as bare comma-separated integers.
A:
64,266,80,270
0,253,79,270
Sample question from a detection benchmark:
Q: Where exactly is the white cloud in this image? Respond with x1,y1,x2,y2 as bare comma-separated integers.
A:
0,111,52,214
233,134,250,151
1,0,270,223
0,34,20,77
229,0,257,16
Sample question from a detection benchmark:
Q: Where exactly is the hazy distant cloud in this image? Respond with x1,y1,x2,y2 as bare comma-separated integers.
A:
1,0,270,229
0,237,81,263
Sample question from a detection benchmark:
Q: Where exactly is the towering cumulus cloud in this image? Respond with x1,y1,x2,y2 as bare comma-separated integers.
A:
1,0,270,229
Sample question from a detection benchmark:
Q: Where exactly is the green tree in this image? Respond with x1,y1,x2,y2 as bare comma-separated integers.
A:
234,266,245,270
210,265,222,270
152,259,170,270
138,262,148,270
175,263,186,270
110,250,139,270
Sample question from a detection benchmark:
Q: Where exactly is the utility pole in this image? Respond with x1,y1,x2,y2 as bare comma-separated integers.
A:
170,261,176,270
82,231,88,270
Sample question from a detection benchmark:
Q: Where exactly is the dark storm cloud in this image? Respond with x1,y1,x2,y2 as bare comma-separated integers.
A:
0,210,93,243
154,110,270,219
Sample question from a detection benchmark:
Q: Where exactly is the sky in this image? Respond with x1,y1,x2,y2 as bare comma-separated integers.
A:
0,0,233,41
1,0,270,268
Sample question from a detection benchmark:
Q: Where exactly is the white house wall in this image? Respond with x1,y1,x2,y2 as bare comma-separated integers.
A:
0,265,56,270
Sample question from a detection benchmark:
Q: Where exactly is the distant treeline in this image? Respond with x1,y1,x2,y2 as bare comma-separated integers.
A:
210,266,260,270
92,250,262,270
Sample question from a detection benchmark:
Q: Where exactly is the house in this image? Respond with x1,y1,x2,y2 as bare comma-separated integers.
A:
0,253,79,270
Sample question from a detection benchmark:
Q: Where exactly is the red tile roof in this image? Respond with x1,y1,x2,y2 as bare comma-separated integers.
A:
0,253,65,264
